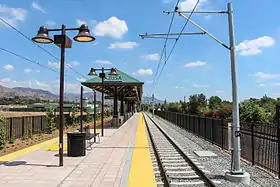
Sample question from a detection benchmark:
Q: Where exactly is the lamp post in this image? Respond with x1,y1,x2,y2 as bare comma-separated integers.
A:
93,90,97,142
32,24,95,167
88,67,118,136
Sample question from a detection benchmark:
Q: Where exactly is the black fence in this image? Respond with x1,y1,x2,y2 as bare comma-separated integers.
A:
155,110,280,178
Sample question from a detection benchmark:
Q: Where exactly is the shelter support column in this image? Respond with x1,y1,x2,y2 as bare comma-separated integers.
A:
120,96,124,115
112,88,119,127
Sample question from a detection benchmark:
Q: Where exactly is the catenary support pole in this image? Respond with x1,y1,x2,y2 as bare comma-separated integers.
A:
228,2,241,174
225,3,250,184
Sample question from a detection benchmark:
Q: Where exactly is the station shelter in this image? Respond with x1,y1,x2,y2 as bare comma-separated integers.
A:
81,69,144,127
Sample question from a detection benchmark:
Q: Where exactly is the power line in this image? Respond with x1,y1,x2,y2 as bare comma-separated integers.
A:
152,0,180,91
0,17,87,79
0,47,80,83
153,0,200,91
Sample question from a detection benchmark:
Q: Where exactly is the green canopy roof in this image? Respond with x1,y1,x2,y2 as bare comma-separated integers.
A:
83,69,142,84
81,69,144,102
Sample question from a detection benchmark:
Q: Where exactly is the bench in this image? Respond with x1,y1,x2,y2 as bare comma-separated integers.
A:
77,126,100,149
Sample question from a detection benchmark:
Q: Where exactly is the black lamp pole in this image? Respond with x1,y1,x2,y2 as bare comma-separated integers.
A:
93,90,97,142
58,25,66,166
32,24,95,167
101,67,104,136
80,86,83,132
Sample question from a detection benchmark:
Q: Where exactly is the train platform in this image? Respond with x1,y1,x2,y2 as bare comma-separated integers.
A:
0,113,156,187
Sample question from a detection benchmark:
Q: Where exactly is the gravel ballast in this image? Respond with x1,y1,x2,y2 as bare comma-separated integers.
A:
149,113,280,187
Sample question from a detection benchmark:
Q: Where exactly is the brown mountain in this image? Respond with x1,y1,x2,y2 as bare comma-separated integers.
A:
0,85,57,100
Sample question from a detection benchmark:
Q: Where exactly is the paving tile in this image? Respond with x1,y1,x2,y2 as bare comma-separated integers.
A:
0,114,139,187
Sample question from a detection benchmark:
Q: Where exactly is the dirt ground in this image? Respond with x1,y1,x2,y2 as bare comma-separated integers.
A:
0,117,112,157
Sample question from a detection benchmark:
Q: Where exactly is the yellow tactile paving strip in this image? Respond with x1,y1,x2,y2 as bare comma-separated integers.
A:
0,135,65,162
0,118,112,161
127,113,156,187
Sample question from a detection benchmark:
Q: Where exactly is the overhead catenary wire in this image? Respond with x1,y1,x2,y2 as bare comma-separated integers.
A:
152,0,181,91
0,47,81,83
152,0,200,91
0,17,87,79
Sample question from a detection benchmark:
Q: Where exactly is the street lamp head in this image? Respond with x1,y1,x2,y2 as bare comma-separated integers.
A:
109,68,118,76
32,26,53,44
74,24,95,42
88,68,97,76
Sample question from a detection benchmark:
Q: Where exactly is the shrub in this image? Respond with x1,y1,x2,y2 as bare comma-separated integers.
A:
0,116,5,150
46,107,56,133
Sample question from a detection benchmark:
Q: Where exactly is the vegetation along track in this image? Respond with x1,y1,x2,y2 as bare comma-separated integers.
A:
143,112,219,187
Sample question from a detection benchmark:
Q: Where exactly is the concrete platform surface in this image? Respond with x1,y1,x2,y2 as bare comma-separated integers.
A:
0,114,141,187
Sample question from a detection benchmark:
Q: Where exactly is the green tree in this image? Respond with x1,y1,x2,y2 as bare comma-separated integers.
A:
0,116,5,150
209,96,222,109
239,100,268,124
46,107,56,133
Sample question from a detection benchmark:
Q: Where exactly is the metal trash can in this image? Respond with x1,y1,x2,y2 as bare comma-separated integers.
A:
67,132,86,157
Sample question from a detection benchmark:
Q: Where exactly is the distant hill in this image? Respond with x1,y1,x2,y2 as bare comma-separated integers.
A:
0,85,162,105
142,96,164,104
0,85,112,104
0,85,57,100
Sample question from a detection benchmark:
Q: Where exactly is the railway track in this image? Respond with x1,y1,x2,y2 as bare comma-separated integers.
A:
143,112,220,187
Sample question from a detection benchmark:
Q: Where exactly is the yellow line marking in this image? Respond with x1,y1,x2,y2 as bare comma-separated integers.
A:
128,113,156,187
0,135,66,162
0,119,111,162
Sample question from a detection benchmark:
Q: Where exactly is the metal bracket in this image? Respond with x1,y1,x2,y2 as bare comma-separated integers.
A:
235,131,241,137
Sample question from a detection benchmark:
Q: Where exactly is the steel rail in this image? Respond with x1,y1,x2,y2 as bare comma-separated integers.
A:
144,112,217,187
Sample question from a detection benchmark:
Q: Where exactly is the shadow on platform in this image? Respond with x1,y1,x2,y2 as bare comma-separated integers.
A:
0,160,58,167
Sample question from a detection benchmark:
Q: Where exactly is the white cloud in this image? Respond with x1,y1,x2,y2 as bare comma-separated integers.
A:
31,1,45,14
24,68,32,73
163,0,174,3
204,15,212,20
77,78,86,82
272,83,280,86
175,85,185,89
4,64,14,71
216,90,225,93
184,61,207,68
141,53,160,61
109,42,138,49
236,36,275,56
94,17,128,39
95,60,112,65
69,61,80,66
76,19,87,26
0,4,27,27
45,20,56,27
24,68,40,73
48,61,60,69
145,80,153,84
251,72,280,81
76,19,97,27
193,84,209,88
48,61,79,69
134,69,153,76
256,84,265,87
179,0,208,11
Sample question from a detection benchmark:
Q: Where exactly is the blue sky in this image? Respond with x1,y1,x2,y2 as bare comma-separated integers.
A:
0,0,280,102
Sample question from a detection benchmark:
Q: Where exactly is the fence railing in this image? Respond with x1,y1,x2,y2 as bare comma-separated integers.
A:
155,110,279,178
3,113,101,140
